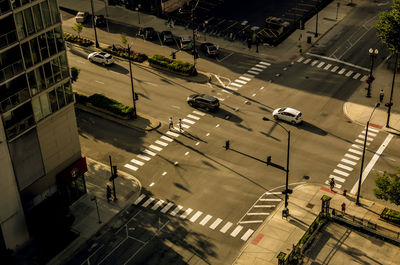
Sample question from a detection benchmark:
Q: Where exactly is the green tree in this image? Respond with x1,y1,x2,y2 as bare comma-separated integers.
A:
121,32,127,46
373,169,400,206
376,0,400,52
72,23,83,37
70,67,80,83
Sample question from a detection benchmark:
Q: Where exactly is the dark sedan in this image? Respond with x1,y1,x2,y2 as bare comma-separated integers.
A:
187,94,219,111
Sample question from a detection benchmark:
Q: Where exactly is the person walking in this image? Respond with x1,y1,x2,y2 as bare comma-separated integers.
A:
178,118,183,133
169,117,173,130
341,202,346,214
106,185,112,202
329,178,335,191
379,89,384,103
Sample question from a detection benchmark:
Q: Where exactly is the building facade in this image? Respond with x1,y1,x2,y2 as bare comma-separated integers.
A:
0,0,86,251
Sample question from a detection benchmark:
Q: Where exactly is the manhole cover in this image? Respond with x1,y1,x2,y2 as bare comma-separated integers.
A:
306,203,314,209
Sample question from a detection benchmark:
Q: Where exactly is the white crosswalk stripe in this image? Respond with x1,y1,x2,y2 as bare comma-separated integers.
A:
155,140,168,147
345,70,353,77
329,175,346,183
134,194,146,205
355,139,369,145
189,211,203,222
251,67,263,72
137,154,151,161
331,66,339,72
230,82,243,87
266,192,282,195
187,114,200,120
225,85,238,91
180,208,193,219
166,131,179,137
324,64,332,70
259,61,271,66
325,180,342,189
235,79,247,84
230,225,243,237
160,135,173,142
360,75,368,82
337,163,353,171
151,200,164,210
182,118,195,124
351,144,363,149
149,144,162,151
241,229,254,241
124,163,138,171
255,64,268,68
143,149,156,156
192,110,205,116
345,153,360,160
199,215,212,226
358,135,374,141
348,148,362,155
317,62,325,68
220,222,233,233
333,169,349,177
338,68,346,74
259,198,281,201
253,205,275,208
170,205,183,216
130,159,144,166
248,70,259,75
303,58,312,64
353,73,361,79
239,76,251,81
209,218,223,230
243,73,255,78
341,158,356,166
142,197,155,207
368,127,379,133
297,57,304,63
181,123,190,129
311,60,319,66
161,202,174,213
362,130,376,136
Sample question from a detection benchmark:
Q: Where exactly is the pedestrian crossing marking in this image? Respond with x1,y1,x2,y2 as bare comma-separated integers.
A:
348,148,362,155
317,62,325,68
297,57,304,63
247,212,270,216
325,180,342,189
124,163,138,171
160,135,173,142
180,208,193,219
226,85,238,91
199,215,212,226
130,159,144,166
142,197,155,207
248,70,259,75
253,205,275,208
344,153,360,160
235,79,247,84
368,127,379,133
137,154,151,161
358,134,373,141
360,75,368,82
166,131,179,137
331,66,339,72
181,123,190,129
241,229,254,241
161,202,174,213
243,73,255,78
259,198,281,202
333,169,349,177
220,222,233,233
192,110,205,116
187,114,200,120
324,64,332,70
266,192,282,195
353,73,361,79
182,118,195,124
239,220,263,224
170,205,183,216
250,67,263,72
209,218,223,230
329,175,346,183
230,82,243,88
151,200,164,210
155,140,168,147
338,68,346,74
337,163,353,171
149,144,162,151
351,144,363,149
259,61,271,66
355,139,369,145
134,194,146,205
230,225,243,237
341,158,356,166
143,149,156,156
311,60,319,66
303,58,311,64
362,130,376,137
255,64,268,69
345,70,353,77
239,76,251,81
189,211,203,223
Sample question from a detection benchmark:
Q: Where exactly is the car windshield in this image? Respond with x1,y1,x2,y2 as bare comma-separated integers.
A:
278,107,286,112
105,55,112,59
208,46,217,51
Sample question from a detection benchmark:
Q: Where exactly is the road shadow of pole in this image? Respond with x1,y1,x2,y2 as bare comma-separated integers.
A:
228,148,268,165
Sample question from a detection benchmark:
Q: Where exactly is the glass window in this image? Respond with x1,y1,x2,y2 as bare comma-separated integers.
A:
54,26,65,52
38,33,48,60
64,82,74,104
30,38,40,64
39,93,51,117
43,62,53,86
31,96,43,122
32,4,44,32
48,89,58,112
48,0,60,24
12,0,21,9
34,67,46,91
46,30,57,56
22,42,33,69
51,57,61,82
56,86,65,108
27,70,38,95
23,8,35,35
15,12,26,40
40,1,52,27
59,53,69,78
22,0,30,5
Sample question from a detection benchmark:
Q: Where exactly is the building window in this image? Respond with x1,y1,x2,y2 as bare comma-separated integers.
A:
48,0,60,24
15,12,26,40
12,0,22,10
48,89,58,112
39,92,51,117
59,52,69,78
47,30,57,56
0,75,30,113
22,41,33,69
64,82,74,104
51,57,61,82
30,38,40,64
23,8,35,35
43,62,54,87
56,86,65,108
3,101,35,140
38,33,49,60
54,26,65,52
32,4,44,32
40,1,52,28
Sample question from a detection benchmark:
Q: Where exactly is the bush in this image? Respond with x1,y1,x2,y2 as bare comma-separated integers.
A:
88,94,134,117
148,54,195,75
103,46,148,63
381,208,400,224
63,33,94,47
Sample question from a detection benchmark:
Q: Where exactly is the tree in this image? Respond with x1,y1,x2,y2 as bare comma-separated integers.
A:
70,67,80,83
72,23,83,37
121,32,127,46
376,0,400,52
373,169,400,206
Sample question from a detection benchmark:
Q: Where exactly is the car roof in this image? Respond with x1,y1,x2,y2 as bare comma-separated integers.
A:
199,94,217,101
279,107,301,115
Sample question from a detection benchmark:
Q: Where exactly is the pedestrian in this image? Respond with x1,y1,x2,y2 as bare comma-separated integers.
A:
178,118,183,133
256,38,259,53
169,117,173,130
379,89,384,102
341,202,346,214
247,37,252,50
106,185,112,202
329,178,335,191
225,140,230,150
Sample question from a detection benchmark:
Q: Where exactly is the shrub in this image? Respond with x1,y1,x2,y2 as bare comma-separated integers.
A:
63,33,94,47
102,46,148,63
148,54,195,75
381,208,400,224
75,93,88,104
88,94,134,117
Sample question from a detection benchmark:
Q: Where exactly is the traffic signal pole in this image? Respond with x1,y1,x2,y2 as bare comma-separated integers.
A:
109,155,117,200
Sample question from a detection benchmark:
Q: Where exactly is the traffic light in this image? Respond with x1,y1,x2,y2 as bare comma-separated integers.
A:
109,166,118,181
282,189,293,195
134,92,139,100
266,156,271,165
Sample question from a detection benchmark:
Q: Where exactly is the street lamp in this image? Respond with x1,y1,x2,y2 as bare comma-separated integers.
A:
90,0,100,48
136,4,141,24
315,0,319,37
91,196,102,224
356,103,380,205
126,43,137,119
262,117,291,216
386,52,398,127
366,48,378,98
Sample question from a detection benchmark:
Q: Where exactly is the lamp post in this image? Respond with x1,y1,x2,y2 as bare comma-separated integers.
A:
89,0,100,48
180,0,199,74
127,43,137,119
367,48,378,98
315,1,319,37
386,52,398,127
104,0,109,32
262,117,291,215
91,196,102,224
136,4,141,24
356,103,380,205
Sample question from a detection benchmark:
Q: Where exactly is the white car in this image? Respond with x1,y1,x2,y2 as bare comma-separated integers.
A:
88,52,114,66
272,107,303,124
75,11,89,23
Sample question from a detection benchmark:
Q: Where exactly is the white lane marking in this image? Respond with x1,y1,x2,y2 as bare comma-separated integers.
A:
215,97,225,102
353,73,361,79
333,169,349,177
225,85,238,91
243,73,255,78
189,211,203,222
149,144,162,151
250,67,263,72
170,205,183,216
345,153,360,160
180,208,193,219
331,66,339,72
142,197,155,207
252,93,256,97
323,64,332,70
297,57,304,62
360,75,368,82
216,124,220,127
345,70,353,77
161,135,173,142
362,130,377,137
195,142,200,145
338,68,346,74
187,114,200,120
161,202,174,213
255,64,267,69
253,205,275,208
341,158,356,166
348,148,363,155
259,61,271,66
351,134,393,194
155,140,168,147
209,218,223,230
134,194,146,205
181,123,190,129
247,212,270,216
235,79,247,84
130,159,145,166
143,149,156,156
199,215,213,226
337,163,353,171
182,118,195,124
355,139,369,145
162,171,167,176
325,180,342,189
266,192,282,195
368,127,379,133
230,226,244,237
303,58,312,64
352,144,363,149
124,164,138,171
239,76,251,81
137,154,151,161
185,151,189,155
238,220,263,224
317,62,325,68
220,222,233,233
241,229,254,241
329,175,346,183
259,198,281,201
230,82,243,88
248,70,259,75
311,60,319,66
149,182,154,187
151,200,164,210
306,52,370,71
166,131,180,137
206,133,210,136
95,80,104,84
192,110,205,116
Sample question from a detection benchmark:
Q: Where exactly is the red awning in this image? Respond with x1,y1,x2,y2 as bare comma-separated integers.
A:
57,155,88,183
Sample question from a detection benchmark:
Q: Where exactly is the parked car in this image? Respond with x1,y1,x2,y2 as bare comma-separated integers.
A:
179,35,193,50
187,94,219,111
140,27,156,40
88,52,114,66
161,31,174,45
272,107,303,124
94,15,106,27
75,11,89,23
200,42,219,57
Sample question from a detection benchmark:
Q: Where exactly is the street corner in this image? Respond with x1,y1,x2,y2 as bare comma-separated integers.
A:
134,113,162,131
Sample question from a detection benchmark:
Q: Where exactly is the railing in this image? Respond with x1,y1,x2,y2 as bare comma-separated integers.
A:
0,60,24,83
0,30,18,50
0,87,31,113
5,114,35,140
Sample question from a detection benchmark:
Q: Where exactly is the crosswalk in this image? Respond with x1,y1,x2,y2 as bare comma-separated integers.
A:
134,194,255,241
224,61,271,92
325,124,381,189
296,56,368,82
123,110,206,172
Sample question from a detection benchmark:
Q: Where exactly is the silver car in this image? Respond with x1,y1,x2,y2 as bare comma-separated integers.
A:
272,107,303,124
88,52,115,66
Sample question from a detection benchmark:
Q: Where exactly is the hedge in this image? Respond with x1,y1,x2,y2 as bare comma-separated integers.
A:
381,208,400,224
103,45,148,63
148,54,195,75
64,33,94,47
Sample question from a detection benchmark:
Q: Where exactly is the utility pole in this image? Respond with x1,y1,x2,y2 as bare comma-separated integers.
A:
90,0,100,48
